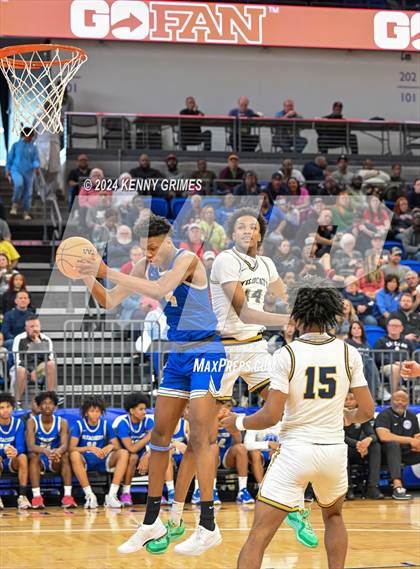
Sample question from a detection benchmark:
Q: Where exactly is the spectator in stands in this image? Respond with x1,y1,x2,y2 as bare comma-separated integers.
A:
344,392,383,500
317,175,339,197
381,247,410,281
85,192,113,232
13,315,56,406
298,237,326,279
365,233,385,259
390,197,413,241
332,233,363,277
217,193,236,226
233,170,261,197
91,208,119,254
0,234,19,270
266,172,288,201
277,158,305,185
374,274,402,326
403,270,420,304
357,160,390,190
287,177,310,212
375,389,420,500
272,240,300,276
317,101,358,154
0,253,17,296
107,225,134,268
6,127,40,220
174,194,203,238
270,198,299,242
331,155,353,188
335,298,358,339
313,208,336,258
66,154,91,210
374,317,415,394
119,194,143,228
391,293,420,345
408,178,420,210
257,191,284,234
78,169,111,229
331,189,355,233
2,291,35,352
302,155,328,186
120,245,144,274
202,250,216,279
273,99,307,153
218,154,245,193
362,193,390,235
346,321,380,397
2,273,30,316
199,205,227,252
179,96,211,151
347,175,365,201
401,207,420,261
0,219,11,243
384,164,407,202
228,96,260,152
114,173,134,208
342,276,377,325
191,159,216,194
180,223,208,259
164,154,184,180
356,253,384,298
129,154,163,181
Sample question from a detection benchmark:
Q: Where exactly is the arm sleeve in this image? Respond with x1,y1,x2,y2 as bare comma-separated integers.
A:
211,254,241,285
374,411,392,431
270,347,292,394
244,430,269,451
348,346,368,389
344,435,358,447
14,420,26,454
362,421,378,442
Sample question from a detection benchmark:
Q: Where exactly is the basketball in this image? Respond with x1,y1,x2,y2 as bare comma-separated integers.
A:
55,237,99,279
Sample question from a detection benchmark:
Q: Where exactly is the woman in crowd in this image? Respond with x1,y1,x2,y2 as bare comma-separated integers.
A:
356,253,384,298
374,274,402,327
390,197,412,241
346,321,380,398
287,177,310,213
2,272,31,315
0,253,18,296
335,298,358,339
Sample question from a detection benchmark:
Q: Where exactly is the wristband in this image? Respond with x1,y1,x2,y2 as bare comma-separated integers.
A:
235,414,246,431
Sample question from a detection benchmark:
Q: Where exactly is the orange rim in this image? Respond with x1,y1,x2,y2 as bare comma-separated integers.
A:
0,44,87,69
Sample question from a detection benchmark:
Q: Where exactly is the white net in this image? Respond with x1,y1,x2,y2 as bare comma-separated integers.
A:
0,44,87,135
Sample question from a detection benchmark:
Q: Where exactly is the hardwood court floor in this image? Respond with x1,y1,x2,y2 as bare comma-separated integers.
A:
1,500,419,569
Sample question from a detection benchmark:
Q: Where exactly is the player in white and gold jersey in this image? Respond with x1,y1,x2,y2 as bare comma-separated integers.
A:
223,283,375,569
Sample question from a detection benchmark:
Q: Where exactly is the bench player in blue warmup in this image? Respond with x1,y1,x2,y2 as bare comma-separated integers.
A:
69,395,129,509
79,214,226,556
26,391,77,509
0,393,30,509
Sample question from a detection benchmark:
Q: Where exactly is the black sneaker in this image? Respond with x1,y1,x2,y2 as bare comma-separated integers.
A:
366,486,384,500
392,487,411,500
346,487,355,501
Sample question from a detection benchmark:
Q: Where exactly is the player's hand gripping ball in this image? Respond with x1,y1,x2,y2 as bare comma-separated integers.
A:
55,237,100,280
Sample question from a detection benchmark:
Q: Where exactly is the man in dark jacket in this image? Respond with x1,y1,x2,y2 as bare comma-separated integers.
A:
342,277,377,325
390,293,420,345
2,290,35,351
129,154,163,181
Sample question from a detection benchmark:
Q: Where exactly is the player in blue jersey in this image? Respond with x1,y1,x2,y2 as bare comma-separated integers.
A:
112,393,154,507
69,396,129,509
26,391,77,509
78,214,226,556
0,393,30,509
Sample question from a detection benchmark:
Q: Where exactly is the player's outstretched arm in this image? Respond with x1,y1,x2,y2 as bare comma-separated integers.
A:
401,361,420,378
222,390,287,433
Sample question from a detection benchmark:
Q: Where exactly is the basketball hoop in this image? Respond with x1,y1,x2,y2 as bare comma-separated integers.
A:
0,44,88,135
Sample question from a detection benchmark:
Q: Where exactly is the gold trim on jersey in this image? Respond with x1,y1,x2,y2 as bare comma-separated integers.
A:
248,378,270,393
344,343,352,383
296,336,336,346
284,345,295,381
222,334,263,345
257,495,300,513
315,491,347,509
231,247,259,271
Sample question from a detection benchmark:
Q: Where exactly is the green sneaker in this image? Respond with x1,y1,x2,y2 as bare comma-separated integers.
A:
286,509,319,548
146,519,186,554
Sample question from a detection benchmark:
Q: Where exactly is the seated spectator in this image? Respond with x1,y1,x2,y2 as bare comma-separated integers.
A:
302,155,328,187
217,193,235,226
120,245,144,274
402,270,420,304
287,177,310,212
362,193,390,235
374,317,415,394
2,290,35,351
202,250,216,279
266,172,288,201
357,160,391,189
271,198,300,242
78,169,111,229
332,233,363,277
390,293,420,345
298,237,326,279
113,173,134,208
381,247,410,281
331,155,353,188
199,206,227,252
119,194,144,228
107,225,134,268
390,197,413,241
191,159,216,194
312,208,336,258
342,276,377,325
91,208,119,255
283,271,296,288
316,175,339,197
0,218,11,242
273,240,301,276
375,389,420,500
278,158,305,185
257,191,284,234
233,170,261,197
316,101,358,154
357,251,386,299
218,154,245,193
331,189,355,233
346,321,380,397
2,273,31,316
273,99,307,153
374,274,402,327
347,175,366,207
401,207,420,261
180,223,209,259
365,233,385,259
335,298,358,339
384,163,407,202
13,316,56,406
86,192,114,232
0,234,20,270
228,96,260,152
66,153,91,210
129,154,163,181
344,392,383,500
263,290,284,314
179,96,211,151
407,178,420,210
173,194,202,238
0,253,17,296
164,154,184,180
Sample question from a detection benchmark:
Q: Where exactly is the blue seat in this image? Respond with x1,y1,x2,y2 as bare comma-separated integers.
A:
150,197,168,218
171,197,187,220
400,260,420,272
365,325,386,348
384,200,395,210
383,240,404,252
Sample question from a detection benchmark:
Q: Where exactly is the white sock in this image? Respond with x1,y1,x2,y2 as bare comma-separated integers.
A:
109,483,119,497
32,487,41,498
166,480,174,492
213,478,217,490
64,486,72,497
122,485,131,494
170,500,184,526
194,479,199,491
83,486,94,498
238,477,248,491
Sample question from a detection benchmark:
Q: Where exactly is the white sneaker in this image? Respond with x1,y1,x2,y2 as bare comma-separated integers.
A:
84,494,98,509
118,517,167,554
17,496,31,510
0,497,4,509
105,493,123,508
174,524,222,556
